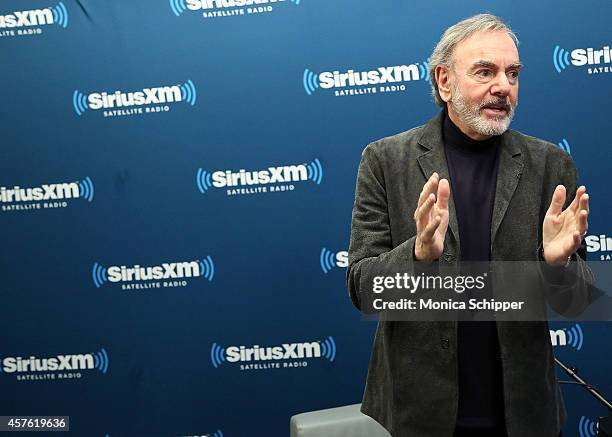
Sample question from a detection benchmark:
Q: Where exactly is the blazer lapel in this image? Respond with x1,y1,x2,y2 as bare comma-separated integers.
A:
416,112,460,247
415,112,525,254
491,133,524,246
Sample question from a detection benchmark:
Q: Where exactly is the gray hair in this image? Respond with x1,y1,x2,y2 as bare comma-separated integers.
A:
429,14,519,107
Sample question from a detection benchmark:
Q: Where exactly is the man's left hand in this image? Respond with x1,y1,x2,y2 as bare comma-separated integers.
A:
543,185,589,266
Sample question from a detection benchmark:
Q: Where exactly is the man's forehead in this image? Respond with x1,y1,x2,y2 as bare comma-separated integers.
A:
453,30,520,67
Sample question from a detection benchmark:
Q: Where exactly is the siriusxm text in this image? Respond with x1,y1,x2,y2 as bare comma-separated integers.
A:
213,165,307,187
571,46,612,66
586,234,612,252
335,252,348,267
550,329,569,347
0,183,79,203
2,354,94,373
108,262,202,282
187,0,283,9
87,86,182,110
226,342,321,362
319,65,420,89
0,9,54,28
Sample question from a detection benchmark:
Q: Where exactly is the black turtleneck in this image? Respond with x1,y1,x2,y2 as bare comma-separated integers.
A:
442,111,507,430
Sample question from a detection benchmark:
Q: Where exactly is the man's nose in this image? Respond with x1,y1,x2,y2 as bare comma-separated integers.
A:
490,72,511,96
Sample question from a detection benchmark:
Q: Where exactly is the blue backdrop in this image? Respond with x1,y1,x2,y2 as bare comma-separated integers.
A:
1,0,610,436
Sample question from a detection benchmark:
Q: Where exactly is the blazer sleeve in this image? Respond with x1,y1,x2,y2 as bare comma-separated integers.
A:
538,150,595,318
346,143,419,313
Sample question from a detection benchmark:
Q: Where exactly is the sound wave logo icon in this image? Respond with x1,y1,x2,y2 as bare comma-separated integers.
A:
320,248,336,273
578,416,598,437
51,2,68,28
210,343,226,369
196,168,213,193
565,323,584,351
558,138,571,154
198,257,215,281
553,45,571,73
169,0,187,16
93,348,109,374
92,257,215,289
72,90,88,115
306,158,323,184
417,59,431,82
78,177,95,202
180,79,197,105
303,69,319,95
319,248,348,273
92,262,108,288
320,336,336,362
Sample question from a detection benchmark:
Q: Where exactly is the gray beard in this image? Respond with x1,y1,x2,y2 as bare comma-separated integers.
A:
450,88,515,137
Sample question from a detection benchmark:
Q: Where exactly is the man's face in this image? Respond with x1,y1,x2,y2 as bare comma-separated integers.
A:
445,30,522,140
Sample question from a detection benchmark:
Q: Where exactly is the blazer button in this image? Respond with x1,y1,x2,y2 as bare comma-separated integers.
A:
441,338,450,349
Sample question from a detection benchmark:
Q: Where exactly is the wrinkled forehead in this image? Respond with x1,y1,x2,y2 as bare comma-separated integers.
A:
452,30,521,69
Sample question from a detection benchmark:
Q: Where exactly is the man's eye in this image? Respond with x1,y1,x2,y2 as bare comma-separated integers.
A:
475,69,492,78
508,70,520,79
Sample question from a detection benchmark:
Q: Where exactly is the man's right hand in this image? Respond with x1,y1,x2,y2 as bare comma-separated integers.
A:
414,172,451,262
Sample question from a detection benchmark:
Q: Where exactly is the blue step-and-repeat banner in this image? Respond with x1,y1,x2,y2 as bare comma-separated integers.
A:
1,0,610,436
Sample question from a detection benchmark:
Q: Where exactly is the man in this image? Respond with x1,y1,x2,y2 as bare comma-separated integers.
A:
347,14,593,437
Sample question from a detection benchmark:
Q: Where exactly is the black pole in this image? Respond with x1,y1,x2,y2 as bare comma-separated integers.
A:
555,357,612,436
555,357,612,410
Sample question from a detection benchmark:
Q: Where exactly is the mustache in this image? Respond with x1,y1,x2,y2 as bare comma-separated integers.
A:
479,98,512,112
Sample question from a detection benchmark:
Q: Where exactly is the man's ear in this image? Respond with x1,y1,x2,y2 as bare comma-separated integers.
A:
435,65,452,103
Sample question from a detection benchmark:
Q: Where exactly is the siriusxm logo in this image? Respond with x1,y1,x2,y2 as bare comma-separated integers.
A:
73,80,196,118
0,2,68,30
303,60,430,97
553,44,611,75
1,348,108,379
92,257,214,289
211,336,336,370
558,138,571,154
196,158,322,196
320,248,348,273
0,178,93,203
170,0,300,19
586,234,612,260
578,416,598,437
0,177,94,212
550,323,584,351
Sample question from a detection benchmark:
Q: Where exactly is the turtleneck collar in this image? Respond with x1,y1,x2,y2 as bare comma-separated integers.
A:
443,108,500,154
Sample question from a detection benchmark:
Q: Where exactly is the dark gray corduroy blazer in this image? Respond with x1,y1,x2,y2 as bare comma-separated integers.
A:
347,112,593,437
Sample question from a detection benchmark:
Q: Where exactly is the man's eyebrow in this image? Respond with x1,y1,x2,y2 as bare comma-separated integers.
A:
470,60,524,70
